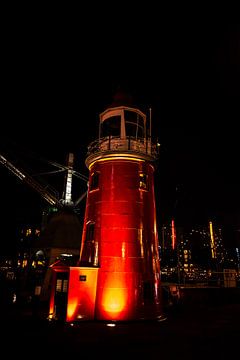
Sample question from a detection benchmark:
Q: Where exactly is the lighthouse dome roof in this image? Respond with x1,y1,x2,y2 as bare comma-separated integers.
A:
109,90,134,108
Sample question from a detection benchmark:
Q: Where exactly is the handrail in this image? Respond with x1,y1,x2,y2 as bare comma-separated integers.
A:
87,136,159,159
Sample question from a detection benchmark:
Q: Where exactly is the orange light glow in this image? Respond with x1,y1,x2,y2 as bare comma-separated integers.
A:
171,219,176,250
67,267,98,322
121,242,126,258
209,221,216,259
67,299,79,321
102,288,127,315
89,156,143,170
49,300,55,318
48,270,57,318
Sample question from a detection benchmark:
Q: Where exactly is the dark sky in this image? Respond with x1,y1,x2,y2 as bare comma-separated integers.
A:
1,11,240,253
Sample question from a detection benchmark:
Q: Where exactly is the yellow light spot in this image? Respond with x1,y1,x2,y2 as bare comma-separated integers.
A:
67,299,78,320
102,288,126,314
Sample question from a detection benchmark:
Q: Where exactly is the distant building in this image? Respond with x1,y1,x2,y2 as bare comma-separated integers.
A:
37,208,82,300
159,221,238,283
10,208,83,302
38,209,82,265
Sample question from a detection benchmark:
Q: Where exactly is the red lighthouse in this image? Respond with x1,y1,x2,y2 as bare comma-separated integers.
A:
49,93,163,322
79,93,162,321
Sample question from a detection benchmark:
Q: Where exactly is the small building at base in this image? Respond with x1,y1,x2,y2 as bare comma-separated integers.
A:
49,263,98,322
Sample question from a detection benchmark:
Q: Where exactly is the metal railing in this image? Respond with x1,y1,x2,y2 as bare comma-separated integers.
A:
87,136,159,159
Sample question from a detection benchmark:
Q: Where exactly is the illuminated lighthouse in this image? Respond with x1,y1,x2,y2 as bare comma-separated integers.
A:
79,92,162,321
49,92,163,322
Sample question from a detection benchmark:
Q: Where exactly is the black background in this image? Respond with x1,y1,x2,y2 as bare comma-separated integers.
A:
1,6,239,253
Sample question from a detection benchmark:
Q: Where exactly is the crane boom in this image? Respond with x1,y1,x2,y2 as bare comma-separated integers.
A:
0,154,63,208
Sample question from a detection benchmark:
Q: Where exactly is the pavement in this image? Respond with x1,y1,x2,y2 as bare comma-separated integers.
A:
1,298,240,359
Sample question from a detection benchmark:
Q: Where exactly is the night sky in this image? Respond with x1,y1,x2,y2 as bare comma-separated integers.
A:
1,11,239,253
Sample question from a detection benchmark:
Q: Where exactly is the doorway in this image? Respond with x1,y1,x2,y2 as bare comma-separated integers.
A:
54,271,69,321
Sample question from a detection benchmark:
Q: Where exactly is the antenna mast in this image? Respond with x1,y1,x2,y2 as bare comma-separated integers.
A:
149,107,152,140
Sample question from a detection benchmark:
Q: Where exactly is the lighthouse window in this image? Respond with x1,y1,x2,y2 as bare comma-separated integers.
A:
86,222,95,241
125,111,144,140
90,172,99,191
139,173,148,190
101,116,121,137
80,222,99,266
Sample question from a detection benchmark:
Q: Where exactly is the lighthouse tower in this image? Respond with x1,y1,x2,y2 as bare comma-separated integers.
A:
78,92,162,321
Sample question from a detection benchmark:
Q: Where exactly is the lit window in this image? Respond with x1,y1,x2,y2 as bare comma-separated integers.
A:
56,273,69,293
139,173,148,190
56,279,62,292
26,228,32,236
22,259,28,268
63,280,68,293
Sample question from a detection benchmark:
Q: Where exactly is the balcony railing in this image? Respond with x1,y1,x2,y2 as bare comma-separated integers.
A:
86,136,159,160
